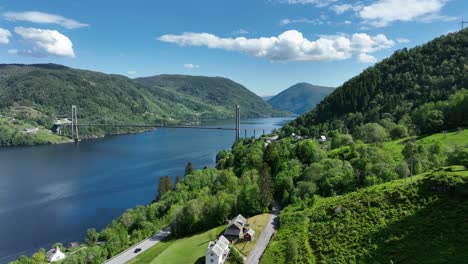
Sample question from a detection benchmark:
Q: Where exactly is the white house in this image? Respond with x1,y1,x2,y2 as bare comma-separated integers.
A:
46,246,66,262
319,135,327,142
206,235,230,264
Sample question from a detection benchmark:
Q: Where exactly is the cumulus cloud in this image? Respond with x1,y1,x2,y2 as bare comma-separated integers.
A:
159,30,394,63
0,28,11,44
358,53,377,63
4,11,88,29
183,63,200,69
14,27,75,57
127,70,137,75
359,0,452,27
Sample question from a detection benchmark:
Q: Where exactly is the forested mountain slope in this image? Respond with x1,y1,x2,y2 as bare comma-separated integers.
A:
136,74,286,118
0,64,202,124
286,29,468,136
268,83,334,115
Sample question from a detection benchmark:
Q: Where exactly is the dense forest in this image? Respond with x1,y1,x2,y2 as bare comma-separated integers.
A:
286,29,468,137
267,83,334,115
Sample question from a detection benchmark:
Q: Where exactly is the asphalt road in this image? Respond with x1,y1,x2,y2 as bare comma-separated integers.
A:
103,227,171,264
245,202,280,264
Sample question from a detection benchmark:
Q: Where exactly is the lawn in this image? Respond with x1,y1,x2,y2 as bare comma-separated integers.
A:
234,213,271,256
128,239,175,264
140,225,225,264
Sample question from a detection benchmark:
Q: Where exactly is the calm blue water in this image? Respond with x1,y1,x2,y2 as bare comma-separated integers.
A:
0,118,291,262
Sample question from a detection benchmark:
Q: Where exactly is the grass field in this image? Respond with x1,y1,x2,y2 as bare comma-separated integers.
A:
385,129,468,154
131,225,225,264
234,213,271,256
261,166,468,264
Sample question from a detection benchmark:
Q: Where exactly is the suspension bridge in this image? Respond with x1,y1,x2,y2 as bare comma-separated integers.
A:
55,105,276,142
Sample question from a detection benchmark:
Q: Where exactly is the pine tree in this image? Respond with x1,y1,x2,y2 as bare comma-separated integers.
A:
185,162,194,176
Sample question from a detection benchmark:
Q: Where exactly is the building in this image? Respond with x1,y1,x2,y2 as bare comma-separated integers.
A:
46,246,66,262
244,228,255,241
205,235,230,264
319,135,327,142
224,214,247,240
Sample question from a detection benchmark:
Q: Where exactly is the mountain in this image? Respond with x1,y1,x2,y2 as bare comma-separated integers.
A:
267,83,334,115
0,64,285,146
262,95,274,101
286,29,468,135
135,74,285,119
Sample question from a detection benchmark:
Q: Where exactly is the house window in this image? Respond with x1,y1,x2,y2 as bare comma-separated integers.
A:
210,253,214,256
210,259,214,263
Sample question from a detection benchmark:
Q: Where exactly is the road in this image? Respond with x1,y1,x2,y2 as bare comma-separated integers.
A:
246,202,280,264
103,227,171,264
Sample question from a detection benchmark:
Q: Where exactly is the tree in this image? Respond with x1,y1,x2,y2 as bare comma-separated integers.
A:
390,125,408,139
258,164,273,210
354,123,389,143
85,228,99,246
185,162,194,176
157,176,172,200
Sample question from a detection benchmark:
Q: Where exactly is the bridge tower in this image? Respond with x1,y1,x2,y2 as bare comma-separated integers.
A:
235,105,240,141
71,105,79,142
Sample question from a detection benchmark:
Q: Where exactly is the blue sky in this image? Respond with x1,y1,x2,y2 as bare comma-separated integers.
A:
0,0,465,95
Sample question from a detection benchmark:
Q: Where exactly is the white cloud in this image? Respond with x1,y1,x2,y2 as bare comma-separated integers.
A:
358,53,377,63
396,38,410,43
4,11,88,29
344,20,352,25
331,3,363,14
159,30,394,62
280,18,324,25
14,27,75,57
7,49,18,54
127,70,137,75
359,0,451,27
232,29,248,35
183,63,200,69
0,28,11,44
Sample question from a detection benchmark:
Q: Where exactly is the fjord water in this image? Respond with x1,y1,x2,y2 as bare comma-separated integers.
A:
0,117,292,262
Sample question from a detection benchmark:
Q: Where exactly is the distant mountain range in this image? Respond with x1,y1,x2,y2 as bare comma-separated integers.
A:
267,83,334,115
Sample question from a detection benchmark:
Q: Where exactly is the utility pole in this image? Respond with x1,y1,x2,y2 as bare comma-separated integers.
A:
461,21,468,30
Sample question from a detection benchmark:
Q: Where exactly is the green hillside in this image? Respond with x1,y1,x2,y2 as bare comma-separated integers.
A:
268,83,334,115
136,74,286,119
0,64,285,146
261,166,468,264
286,29,468,136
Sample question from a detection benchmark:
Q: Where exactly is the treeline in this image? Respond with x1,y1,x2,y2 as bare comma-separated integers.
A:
284,89,468,141
289,29,468,137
